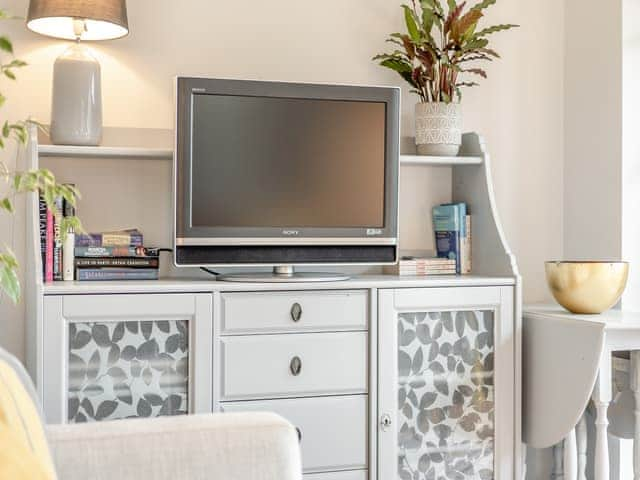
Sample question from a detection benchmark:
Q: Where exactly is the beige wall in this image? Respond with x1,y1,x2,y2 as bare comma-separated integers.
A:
0,0,564,359
564,0,623,262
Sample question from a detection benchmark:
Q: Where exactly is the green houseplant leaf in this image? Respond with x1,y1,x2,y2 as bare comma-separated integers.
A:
0,10,82,303
374,0,518,103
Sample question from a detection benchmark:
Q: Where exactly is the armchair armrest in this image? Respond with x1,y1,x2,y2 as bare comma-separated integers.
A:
46,412,302,480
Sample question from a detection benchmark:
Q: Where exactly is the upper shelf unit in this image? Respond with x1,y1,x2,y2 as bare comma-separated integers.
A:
37,129,481,165
38,144,173,160
37,144,481,166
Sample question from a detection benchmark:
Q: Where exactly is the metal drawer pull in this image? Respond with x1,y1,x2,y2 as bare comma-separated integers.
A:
295,427,302,443
290,302,303,322
290,356,302,376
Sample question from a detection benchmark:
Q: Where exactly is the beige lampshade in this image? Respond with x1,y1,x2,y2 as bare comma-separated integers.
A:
27,0,128,41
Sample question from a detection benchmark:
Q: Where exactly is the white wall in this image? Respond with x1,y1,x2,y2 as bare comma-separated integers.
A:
623,0,640,312
564,0,623,262
0,0,563,360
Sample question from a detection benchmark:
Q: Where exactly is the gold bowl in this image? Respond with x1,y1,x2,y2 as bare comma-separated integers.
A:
545,261,629,314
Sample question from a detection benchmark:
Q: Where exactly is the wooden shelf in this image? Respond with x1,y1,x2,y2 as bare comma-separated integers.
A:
38,144,173,160
400,154,483,166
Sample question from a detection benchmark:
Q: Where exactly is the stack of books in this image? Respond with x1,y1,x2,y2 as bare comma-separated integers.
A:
432,202,472,275
74,229,160,281
384,256,457,276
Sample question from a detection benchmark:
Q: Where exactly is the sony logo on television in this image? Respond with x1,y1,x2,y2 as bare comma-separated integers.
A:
282,230,299,236
367,228,383,236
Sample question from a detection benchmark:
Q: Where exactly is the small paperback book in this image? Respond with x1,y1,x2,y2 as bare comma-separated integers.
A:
432,203,472,275
432,204,463,274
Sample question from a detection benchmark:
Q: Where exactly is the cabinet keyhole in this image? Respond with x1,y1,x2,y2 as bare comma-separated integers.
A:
290,356,302,376
290,303,303,322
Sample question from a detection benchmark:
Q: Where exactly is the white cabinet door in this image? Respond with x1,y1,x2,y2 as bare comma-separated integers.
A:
42,293,213,424
378,286,515,480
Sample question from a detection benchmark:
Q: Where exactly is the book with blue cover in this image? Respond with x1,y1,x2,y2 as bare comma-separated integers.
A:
432,204,462,274
432,202,471,274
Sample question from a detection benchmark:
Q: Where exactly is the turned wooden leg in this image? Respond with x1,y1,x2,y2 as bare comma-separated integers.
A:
552,442,564,480
564,428,578,480
576,414,587,480
593,353,612,480
631,351,640,480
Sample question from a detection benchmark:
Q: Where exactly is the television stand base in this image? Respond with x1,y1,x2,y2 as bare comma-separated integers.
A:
217,266,350,283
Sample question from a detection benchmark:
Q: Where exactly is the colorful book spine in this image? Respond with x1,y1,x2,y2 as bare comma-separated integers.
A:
75,257,159,268
62,188,76,282
45,208,54,283
52,196,63,281
38,196,47,279
74,246,156,258
432,204,462,274
75,230,143,247
76,268,159,281
462,215,472,274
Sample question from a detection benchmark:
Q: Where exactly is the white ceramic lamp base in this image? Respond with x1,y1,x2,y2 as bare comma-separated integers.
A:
50,43,102,146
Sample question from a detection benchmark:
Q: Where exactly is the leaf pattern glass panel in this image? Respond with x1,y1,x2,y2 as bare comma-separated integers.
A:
68,320,189,423
398,310,494,480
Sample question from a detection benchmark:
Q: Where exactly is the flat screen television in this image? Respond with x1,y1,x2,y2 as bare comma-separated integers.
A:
174,77,400,281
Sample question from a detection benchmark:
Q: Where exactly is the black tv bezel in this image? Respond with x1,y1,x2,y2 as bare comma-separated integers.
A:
174,77,400,267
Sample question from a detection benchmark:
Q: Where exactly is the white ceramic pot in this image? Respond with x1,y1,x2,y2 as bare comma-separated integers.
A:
414,102,462,156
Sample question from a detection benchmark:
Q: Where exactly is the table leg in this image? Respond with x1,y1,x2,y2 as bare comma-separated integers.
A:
564,428,578,480
593,352,612,480
631,351,640,480
577,414,587,480
552,442,564,480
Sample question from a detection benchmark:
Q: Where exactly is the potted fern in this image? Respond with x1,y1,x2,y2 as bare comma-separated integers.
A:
374,0,517,156
0,10,80,304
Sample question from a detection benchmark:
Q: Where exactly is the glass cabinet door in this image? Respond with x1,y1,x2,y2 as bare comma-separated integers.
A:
378,287,515,480
42,293,213,424
397,310,495,480
67,319,189,422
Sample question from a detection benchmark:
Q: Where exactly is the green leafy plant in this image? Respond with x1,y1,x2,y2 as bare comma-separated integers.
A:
0,10,81,303
374,0,518,103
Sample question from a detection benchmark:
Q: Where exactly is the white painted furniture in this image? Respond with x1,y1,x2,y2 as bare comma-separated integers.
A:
523,306,640,480
24,127,522,479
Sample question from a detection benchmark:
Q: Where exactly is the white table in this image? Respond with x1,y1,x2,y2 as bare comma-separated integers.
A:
523,306,640,480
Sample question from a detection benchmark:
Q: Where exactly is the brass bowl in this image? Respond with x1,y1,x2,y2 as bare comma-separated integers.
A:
545,261,629,314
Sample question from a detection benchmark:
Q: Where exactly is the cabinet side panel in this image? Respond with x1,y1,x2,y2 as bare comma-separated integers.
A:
42,296,65,424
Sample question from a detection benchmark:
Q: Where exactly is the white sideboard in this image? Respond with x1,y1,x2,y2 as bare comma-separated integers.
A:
30,276,518,480
23,128,522,479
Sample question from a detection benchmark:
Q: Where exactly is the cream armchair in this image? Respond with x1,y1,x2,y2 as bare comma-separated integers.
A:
0,347,302,480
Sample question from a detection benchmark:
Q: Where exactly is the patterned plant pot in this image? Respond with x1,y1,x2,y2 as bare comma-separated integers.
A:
415,102,462,156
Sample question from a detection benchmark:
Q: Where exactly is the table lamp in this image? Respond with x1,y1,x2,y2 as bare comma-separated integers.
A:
26,1,129,146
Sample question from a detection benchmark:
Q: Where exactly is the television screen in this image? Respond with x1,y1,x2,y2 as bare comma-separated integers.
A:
190,94,387,229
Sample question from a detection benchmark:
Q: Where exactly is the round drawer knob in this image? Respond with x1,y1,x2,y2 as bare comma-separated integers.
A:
290,303,303,322
290,356,302,376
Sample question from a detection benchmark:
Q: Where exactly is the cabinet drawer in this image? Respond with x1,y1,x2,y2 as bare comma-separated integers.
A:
304,471,367,480
221,290,367,334
222,395,368,473
220,332,367,400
